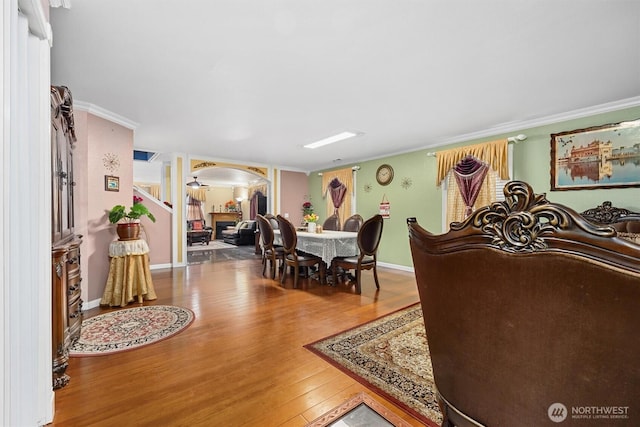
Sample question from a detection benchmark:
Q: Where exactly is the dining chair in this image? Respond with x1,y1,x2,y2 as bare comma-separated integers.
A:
342,214,364,232
276,215,326,288
256,214,284,280
322,213,341,231
332,214,384,294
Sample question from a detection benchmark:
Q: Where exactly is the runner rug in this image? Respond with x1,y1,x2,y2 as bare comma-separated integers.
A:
304,304,442,426
70,305,194,357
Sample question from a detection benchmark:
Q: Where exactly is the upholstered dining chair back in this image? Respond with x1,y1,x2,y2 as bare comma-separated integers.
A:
322,213,341,231
276,214,325,287
256,214,284,279
342,214,364,232
264,213,279,230
358,214,383,256
331,214,384,294
276,215,297,253
256,214,274,248
407,181,640,427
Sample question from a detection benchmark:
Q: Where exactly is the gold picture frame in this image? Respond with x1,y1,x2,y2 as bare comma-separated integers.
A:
550,118,640,191
105,175,120,192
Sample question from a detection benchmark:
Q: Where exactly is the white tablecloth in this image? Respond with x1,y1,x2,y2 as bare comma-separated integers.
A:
273,230,358,265
109,239,150,257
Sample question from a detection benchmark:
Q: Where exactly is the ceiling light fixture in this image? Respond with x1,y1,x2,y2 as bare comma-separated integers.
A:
304,131,359,149
186,177,204,188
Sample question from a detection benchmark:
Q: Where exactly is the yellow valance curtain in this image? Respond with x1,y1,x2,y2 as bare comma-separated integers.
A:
435,139,509,185
186,187,207,201
321,167,353,225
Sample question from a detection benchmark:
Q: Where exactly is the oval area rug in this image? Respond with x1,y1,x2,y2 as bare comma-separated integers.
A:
70,305,194,357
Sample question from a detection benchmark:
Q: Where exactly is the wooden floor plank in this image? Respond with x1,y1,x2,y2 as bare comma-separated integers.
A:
50,255,423,426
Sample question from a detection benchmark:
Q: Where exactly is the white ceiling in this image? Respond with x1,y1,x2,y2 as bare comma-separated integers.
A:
50,1,640,174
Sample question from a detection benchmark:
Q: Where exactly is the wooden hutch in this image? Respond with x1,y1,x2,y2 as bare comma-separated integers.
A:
51,86,83,389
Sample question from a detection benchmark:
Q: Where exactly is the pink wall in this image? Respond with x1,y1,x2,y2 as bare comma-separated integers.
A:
75,113,135,303
75,113,173,305
280,170,309,226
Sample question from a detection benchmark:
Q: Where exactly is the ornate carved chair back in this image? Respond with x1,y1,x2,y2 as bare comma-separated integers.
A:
407,181,640,427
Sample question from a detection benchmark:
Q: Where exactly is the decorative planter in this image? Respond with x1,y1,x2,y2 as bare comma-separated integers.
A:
307,222,317,233
116,222,141,241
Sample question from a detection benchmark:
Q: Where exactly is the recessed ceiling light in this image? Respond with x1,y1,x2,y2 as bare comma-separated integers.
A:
304,131,359,149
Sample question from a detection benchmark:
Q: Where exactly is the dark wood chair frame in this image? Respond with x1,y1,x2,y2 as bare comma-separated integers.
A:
256,214,284,280
332,214,384,294
276,215,326,288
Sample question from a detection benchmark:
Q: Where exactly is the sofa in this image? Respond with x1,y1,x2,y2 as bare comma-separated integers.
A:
408,181,640,426
222,220,257,245
581,200,640,244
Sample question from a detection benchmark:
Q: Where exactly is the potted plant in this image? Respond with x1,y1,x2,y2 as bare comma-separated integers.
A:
304,213,319,233
108,196,156,240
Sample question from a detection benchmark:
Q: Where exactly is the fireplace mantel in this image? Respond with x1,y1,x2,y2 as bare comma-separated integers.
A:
209,212,241,239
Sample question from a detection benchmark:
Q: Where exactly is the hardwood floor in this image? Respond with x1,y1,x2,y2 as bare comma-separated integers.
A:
51,253,425,426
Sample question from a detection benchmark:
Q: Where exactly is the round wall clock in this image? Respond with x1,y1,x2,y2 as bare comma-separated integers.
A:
376,164,394,186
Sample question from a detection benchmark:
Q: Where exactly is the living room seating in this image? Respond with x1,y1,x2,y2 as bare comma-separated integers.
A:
186,219,212,246
407,181,640,426
221,220,257,246
581,200,640,244
277,215,325,287
332,214,383,294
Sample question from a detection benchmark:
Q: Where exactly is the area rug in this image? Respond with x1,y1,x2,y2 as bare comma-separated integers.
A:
70,305,194,357
187,240,236,251
305,304,442,426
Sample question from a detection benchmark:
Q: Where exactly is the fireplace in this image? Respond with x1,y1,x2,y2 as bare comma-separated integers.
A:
215,221,236,239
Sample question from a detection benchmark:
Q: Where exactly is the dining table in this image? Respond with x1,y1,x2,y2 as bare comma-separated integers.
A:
273,229,359,266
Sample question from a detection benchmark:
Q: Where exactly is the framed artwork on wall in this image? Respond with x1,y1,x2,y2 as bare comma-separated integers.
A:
105,175,120,192
550,118,640,191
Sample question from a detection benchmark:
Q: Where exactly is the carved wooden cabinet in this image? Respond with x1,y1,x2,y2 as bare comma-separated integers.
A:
51,86,82,389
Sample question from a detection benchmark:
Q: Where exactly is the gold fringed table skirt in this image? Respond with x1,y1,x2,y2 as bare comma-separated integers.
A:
101,240,157,307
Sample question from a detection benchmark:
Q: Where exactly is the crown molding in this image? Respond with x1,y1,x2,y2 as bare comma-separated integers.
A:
430,95,640,148
73,101,139,130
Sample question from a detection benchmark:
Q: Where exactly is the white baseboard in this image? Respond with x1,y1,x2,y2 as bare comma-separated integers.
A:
377,261,414,273
84,298,102,310
149,263,172,270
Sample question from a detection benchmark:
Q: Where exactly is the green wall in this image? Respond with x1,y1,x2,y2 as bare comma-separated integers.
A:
310,105,640,268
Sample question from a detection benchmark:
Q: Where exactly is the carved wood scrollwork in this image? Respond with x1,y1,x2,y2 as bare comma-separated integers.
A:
55,261,64,278
581,201,638,224
450,181,613,252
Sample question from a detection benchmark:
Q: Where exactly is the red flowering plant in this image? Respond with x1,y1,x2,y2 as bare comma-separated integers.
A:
302,200,314,216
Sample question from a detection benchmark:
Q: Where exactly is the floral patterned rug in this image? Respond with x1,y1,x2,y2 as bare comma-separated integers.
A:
70,305,194,357
305,304,442,426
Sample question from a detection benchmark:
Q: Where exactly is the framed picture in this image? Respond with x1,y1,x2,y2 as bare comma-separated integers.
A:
105,175,120,192
550,118,640,191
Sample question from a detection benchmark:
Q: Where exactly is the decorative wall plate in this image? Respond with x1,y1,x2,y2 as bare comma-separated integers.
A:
102,152,120,173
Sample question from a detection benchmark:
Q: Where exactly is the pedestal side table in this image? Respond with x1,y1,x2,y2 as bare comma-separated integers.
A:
101,239,157,307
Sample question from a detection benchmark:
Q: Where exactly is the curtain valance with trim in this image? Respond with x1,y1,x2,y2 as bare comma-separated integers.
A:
435,139,509,185
186,187,207,201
